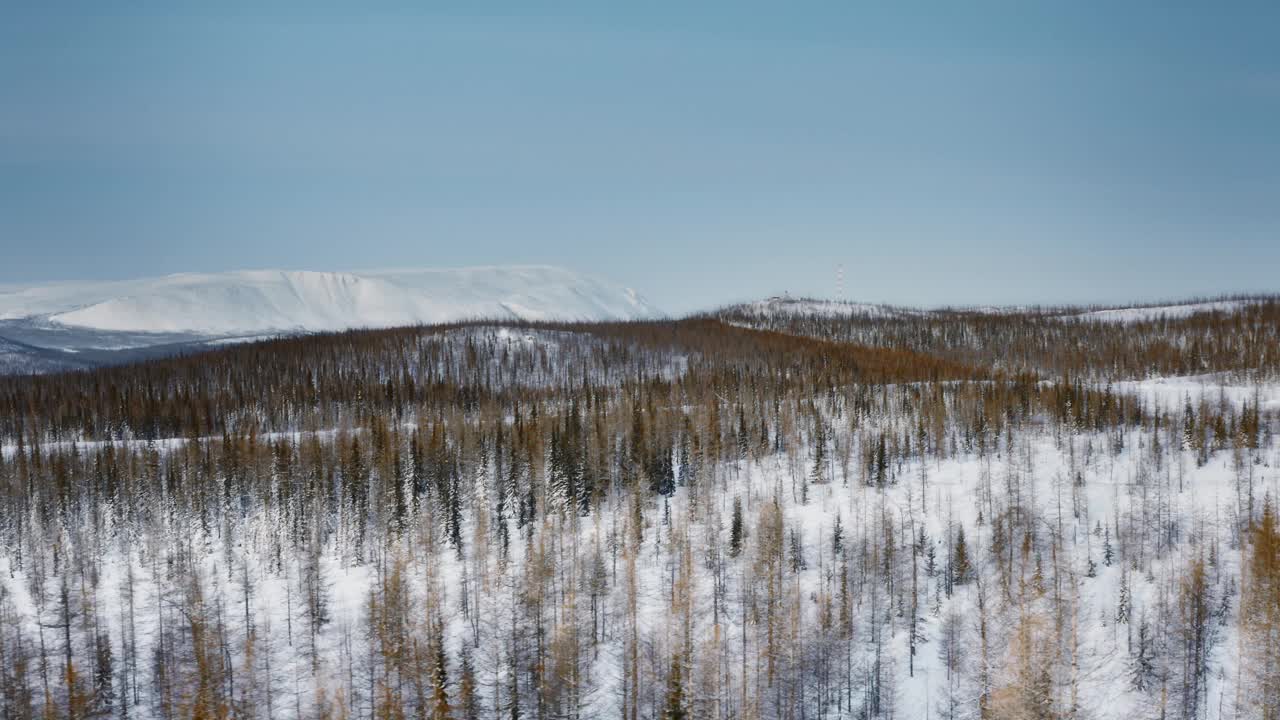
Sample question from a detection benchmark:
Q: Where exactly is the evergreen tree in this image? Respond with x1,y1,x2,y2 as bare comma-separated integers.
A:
1103,527,1114,567
729,497,744,558
428,622,451,720
952,527,971,585
832,515,845,559
811,412,828,484
661,654,687,720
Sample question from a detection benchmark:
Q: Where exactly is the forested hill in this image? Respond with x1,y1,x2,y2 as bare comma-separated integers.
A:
0,319,991,445
0,304,1277,720
711,294,1280,378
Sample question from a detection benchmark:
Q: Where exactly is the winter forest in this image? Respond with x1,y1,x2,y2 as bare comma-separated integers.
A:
2,299,1279,720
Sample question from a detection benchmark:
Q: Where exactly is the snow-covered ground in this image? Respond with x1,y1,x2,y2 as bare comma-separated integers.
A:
1069,300,1256,323
732,296,913,319
1113,374,1280,413
3,374,1274,719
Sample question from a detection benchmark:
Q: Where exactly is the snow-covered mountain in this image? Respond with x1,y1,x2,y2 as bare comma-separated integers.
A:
0,266,660,335
0,266,660,374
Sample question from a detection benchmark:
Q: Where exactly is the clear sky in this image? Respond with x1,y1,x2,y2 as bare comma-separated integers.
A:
3,3,1278,314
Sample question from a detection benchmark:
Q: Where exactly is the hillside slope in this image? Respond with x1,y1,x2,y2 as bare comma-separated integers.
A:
0,266,659,335
0,266,660,373
1,312,1276,720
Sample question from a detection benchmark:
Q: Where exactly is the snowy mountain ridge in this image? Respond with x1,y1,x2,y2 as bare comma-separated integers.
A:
721,295,1267,323
0,265,661,336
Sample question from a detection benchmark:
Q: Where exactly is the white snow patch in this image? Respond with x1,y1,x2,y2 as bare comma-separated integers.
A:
734,296,912,319
1070,300,1254,323
1112,374,1280,412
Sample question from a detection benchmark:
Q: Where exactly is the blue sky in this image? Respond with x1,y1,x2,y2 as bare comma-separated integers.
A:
3,3,1278,314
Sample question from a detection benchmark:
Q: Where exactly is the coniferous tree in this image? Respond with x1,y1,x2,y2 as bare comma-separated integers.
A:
729,498,744,559
952,527,971,586
661,654,688,720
